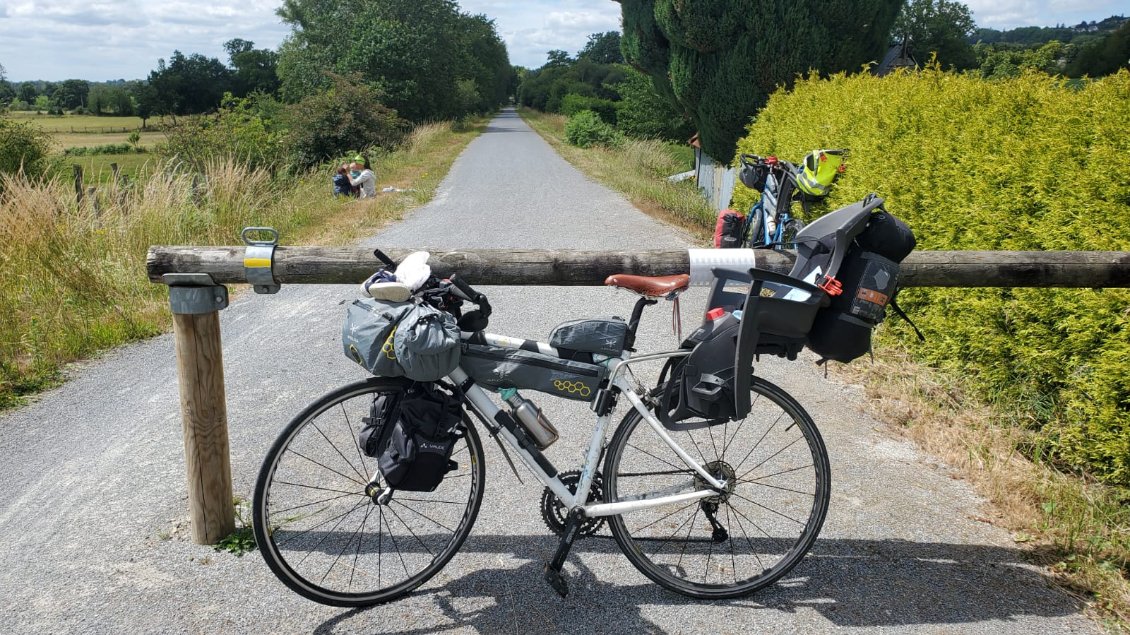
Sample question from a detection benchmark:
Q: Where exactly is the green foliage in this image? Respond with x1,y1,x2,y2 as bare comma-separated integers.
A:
225,39,281,97
1067,20,1130,78
560,93,617,124
975,41,1067,79
148,51,233,116
578,32,624,64
619,0,901,162
894,0,978,70
0,118,52,185
734,69,1130,485
162,93,284,171
276,0,511,120
564,110,621,148
280,75,408,170
518,55,626,114
214,498,257,557
613,67,694,142
64,143,146,156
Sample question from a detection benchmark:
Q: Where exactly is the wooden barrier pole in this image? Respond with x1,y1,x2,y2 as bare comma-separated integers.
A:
148,247,1130,288
168,277,234,544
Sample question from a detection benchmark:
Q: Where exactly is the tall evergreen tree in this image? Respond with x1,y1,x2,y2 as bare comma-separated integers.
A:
617,0,901,161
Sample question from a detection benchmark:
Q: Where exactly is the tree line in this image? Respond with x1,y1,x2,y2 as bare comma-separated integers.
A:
516,1,1129,163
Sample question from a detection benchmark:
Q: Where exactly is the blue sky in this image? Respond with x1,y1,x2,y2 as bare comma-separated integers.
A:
0,0,1124,82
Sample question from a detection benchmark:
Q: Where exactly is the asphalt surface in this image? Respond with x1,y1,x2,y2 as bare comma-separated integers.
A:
0,109,1096,634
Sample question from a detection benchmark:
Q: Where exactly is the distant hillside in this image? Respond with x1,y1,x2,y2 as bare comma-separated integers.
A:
971,14,1127,46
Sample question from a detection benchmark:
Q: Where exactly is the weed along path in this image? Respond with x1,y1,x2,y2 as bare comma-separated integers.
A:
0,109,1096,633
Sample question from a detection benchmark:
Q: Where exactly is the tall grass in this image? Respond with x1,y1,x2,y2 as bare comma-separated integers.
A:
0,120,487,408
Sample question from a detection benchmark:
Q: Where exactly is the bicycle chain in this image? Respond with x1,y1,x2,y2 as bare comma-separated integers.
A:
539,470,606,538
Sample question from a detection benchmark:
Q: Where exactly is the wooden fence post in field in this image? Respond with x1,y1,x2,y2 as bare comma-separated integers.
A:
166,274,235,544
72,165,83,203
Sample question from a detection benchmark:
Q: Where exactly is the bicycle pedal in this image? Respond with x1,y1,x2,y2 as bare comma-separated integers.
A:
543,562,569,598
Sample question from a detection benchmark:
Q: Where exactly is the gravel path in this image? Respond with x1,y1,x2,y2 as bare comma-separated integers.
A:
0,109,1095,634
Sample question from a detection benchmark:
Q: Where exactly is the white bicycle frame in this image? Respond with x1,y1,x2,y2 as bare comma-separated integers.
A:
450,332,728,520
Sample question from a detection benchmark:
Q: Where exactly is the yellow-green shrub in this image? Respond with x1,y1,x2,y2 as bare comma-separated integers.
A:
732,69,1130,485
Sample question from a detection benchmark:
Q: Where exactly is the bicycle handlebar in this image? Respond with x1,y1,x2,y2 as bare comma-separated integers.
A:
450,274,491,317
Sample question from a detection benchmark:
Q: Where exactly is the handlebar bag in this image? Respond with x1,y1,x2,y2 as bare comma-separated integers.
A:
460,344,608,402
394,304,462,381
342,297,413,377
548,317,628,357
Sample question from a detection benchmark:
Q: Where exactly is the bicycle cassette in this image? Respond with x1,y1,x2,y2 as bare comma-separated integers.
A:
540,470,605,538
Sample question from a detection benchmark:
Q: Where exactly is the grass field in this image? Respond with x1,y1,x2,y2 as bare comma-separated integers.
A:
56,153,158,185
53,131,165,150
7,112,147,132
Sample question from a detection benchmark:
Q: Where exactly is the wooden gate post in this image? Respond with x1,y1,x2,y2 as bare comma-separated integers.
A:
165,273,235,544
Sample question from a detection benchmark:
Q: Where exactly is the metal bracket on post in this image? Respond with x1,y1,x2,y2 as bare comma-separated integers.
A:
241,226,281,294
162,273,229,314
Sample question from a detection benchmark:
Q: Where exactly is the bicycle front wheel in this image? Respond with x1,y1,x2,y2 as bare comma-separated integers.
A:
252,378,486,607
604,377,830,599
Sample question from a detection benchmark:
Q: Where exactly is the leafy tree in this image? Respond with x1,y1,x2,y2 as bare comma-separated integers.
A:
0,63,12,105
276,0,511,121
162,92,285,170
976,41,1066,79
0,118,52,186
147,51,233,116
545,50,573,67
281,74,408,169
893,0,978,70
1067,20,1130,77
53,79,90,111
225,39,281,97
613,67,693,141
17,82,37,104
617,0,901,161
578,31,624,64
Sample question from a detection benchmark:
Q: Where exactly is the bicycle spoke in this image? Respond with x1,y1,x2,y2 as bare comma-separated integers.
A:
391,498,457,533
272,491,357,516
340,401,370,483
380,505,411,578
729,410,785,475
349,505,375,589
626,441,686,474
746,463,814,482
720,393,761,458
736,435,805,482
323,504,372,584
274,497,368,549
730,491,806,526
646,505,698,561
272,479,361,496
293,498,368,568
286,448,367,486
674,506,703,572
309,420,367,483
724,503,739,584
387,504,434,557
725,501,767,573
738,478,815,497
630,499,698,534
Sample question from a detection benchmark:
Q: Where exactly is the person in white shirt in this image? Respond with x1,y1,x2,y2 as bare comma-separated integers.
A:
348,162,377,198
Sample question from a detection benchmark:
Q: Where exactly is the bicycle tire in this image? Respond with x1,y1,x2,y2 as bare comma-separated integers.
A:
252,377,486,607
604,376,830,599
780,218,806,249
747,207,766,248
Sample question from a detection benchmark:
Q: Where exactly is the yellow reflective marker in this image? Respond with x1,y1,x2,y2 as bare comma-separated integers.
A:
244,257,272,268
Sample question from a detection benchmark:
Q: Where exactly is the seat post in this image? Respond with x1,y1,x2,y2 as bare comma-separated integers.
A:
623,296,657,351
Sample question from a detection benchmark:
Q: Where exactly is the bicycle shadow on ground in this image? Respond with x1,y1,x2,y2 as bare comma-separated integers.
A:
312,533,1082,634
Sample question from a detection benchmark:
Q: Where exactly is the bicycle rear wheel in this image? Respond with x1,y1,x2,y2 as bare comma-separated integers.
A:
604,377,829,599
252,378,485,607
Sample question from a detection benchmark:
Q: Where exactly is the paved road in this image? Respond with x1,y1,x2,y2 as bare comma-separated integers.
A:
0,109,1094,634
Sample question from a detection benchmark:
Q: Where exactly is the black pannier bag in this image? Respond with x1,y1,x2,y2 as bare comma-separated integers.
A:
374,383,464,492
800,199,916,363
359,389,402,457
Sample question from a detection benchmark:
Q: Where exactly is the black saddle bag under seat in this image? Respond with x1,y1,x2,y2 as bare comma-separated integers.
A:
377,383,464,492
549,317,628,357
459,344,608,402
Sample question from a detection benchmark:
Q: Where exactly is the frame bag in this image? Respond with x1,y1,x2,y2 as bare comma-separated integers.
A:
377,383,464,492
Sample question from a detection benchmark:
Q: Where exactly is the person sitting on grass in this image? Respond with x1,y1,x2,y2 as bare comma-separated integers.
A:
332,164,353,198
349,161,377,199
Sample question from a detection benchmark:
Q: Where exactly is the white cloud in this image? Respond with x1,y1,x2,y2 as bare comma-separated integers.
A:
0,0,1124,81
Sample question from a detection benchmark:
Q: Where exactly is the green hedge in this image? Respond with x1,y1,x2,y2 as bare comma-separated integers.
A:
733,69,1130,485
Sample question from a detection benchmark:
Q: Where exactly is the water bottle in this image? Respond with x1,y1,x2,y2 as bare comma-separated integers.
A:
502,391,559,450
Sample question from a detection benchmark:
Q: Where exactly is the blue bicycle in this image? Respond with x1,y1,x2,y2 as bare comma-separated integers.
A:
738,154,808,250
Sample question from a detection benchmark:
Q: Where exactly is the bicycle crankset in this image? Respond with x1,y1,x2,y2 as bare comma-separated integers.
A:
540,470,605,538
